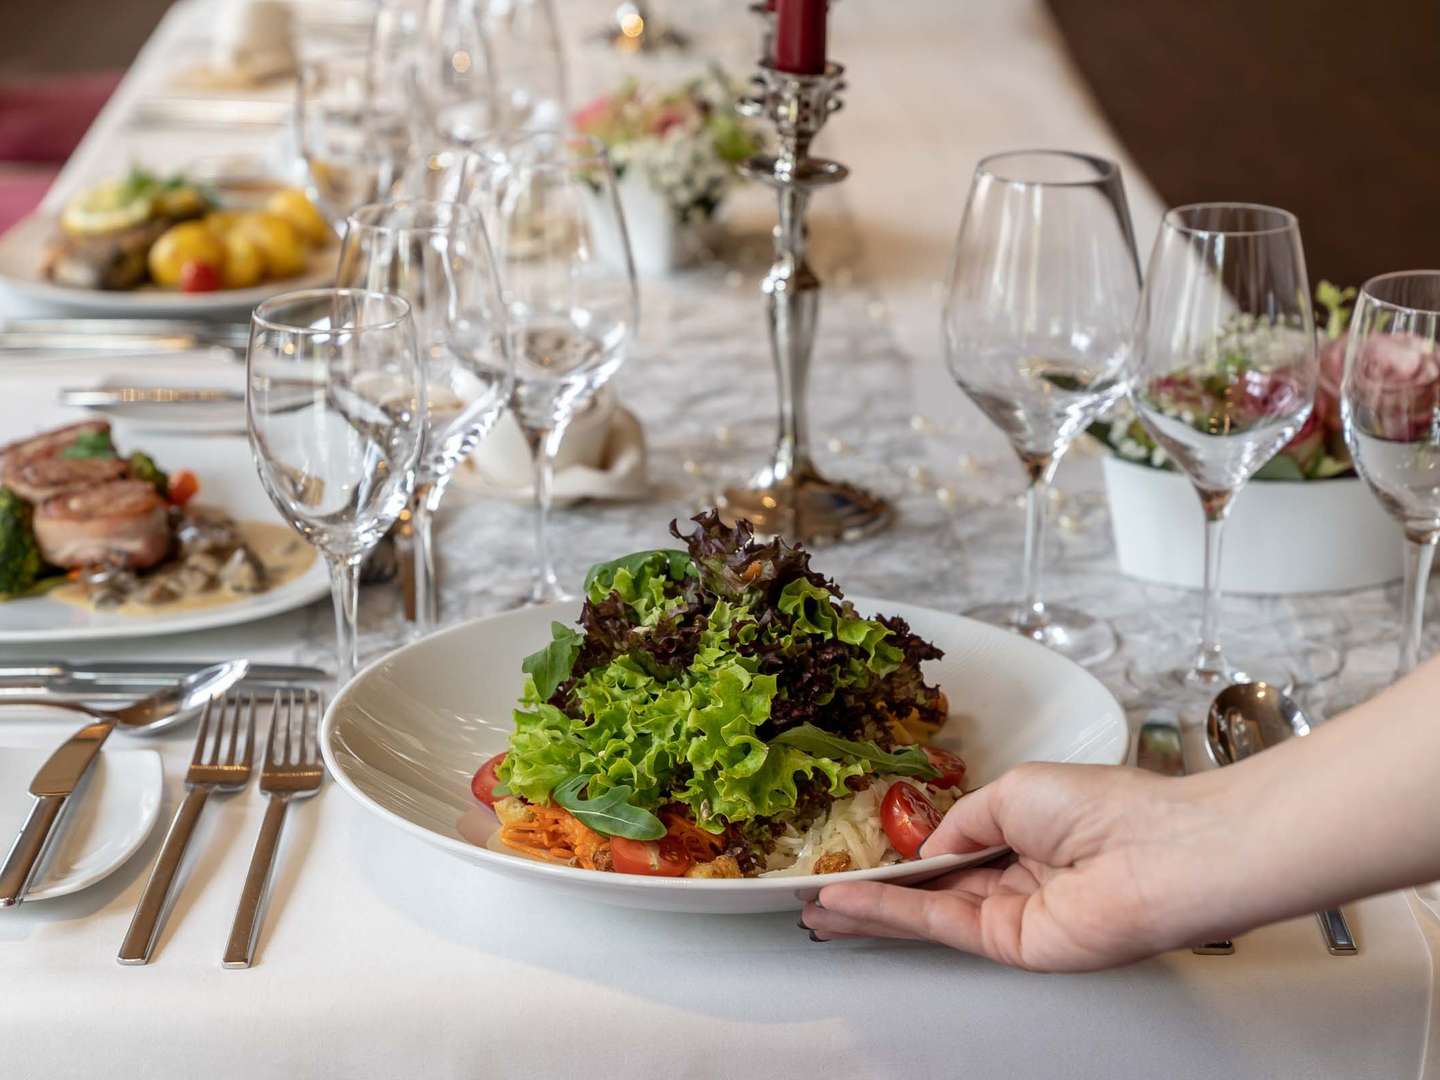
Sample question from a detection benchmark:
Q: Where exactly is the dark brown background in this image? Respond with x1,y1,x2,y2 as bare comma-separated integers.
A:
6,0,1439,286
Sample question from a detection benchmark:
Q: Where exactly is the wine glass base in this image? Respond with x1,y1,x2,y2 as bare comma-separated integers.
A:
506,584,576,610
1126,639,1342,704
964,601,1118,668
718,468,894,545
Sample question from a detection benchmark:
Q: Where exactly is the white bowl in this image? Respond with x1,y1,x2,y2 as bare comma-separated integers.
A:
321,597,1128,914
1103,455,1403,596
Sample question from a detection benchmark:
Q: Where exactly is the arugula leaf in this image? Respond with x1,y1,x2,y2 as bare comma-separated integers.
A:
521,621,583,700
59,429,117,460
770,724,939,780
583,549,693,600
552,774,667,840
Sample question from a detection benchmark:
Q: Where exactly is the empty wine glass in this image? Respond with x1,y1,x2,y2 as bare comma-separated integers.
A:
479,0,568,131
296,52,412,226
1128,203,1318,693
1341,270,1440,674
368,0,428,144
494,132,638,605
337,200,512,632
247,290,425,683
420,0,503,147
942,150,1140,666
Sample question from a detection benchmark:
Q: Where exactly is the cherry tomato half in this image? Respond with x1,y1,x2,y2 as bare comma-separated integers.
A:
179,260,221,293
881,781,942,860
924,746,968,790
167,469,200,507
610,837,692,877
470,751,507,808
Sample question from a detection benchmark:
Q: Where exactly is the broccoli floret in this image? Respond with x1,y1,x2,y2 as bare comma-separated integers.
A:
126,451,169,497
0,488,43,598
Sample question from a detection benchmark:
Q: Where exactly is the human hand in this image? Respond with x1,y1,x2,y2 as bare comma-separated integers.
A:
800,763,1235,971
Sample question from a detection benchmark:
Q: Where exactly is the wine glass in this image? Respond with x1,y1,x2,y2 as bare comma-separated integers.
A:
478,0,568,131
1128,203,1318,693
247,290,425,683
368,0,428,144
494,132,638,605
337,200,512,632
419,0,503,147
1340,270,1440,675
296,52,412,227
942,150,1140,667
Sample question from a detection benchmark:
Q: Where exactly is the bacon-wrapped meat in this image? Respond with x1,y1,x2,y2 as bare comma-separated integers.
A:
33,480,171,570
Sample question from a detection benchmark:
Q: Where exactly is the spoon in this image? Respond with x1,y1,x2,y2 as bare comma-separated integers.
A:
0,660,248,906
1206,682,1358,956
0,659,248,736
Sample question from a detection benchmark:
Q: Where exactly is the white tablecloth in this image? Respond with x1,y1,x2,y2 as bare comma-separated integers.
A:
1,2,1436,1078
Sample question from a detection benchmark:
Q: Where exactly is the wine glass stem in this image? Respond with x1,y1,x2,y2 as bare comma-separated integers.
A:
1018,452,1060,633
410,478,450,634
1398,531,1438,675
1194,488,1235,679
326,554,363,686
522,420,570,601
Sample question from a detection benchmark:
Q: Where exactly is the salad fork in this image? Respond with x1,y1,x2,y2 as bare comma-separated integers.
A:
222,688,325,969
118,692,257,966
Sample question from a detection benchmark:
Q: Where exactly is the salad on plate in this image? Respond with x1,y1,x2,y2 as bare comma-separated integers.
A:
469,511,966,879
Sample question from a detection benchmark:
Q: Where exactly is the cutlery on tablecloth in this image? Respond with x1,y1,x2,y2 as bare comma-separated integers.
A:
1207,683,1358,956
1135,717,1235,956
223,688,324,969
0,662,248,907
0,318,249,355
0,660,325,702
118,692,257,965
128,98,292,130
59,387,246,407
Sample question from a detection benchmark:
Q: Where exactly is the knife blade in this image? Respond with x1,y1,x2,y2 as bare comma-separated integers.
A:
0,720,114,906
1135,717,1235,956
60,387,246,407
0,660,326,686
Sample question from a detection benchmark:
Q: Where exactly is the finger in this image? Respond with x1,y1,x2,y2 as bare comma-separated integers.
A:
802,901,925,942
815,879,1002,956
918,780,1008,859
920,865,1009,895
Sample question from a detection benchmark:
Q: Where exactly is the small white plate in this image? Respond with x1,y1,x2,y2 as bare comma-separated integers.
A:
323,597,1129,914
0,746,163,901
0,213,333,318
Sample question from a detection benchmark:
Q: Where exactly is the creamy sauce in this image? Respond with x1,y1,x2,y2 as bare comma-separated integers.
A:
51,521,316,616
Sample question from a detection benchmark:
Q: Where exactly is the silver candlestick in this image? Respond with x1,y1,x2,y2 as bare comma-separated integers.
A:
718,60,894,543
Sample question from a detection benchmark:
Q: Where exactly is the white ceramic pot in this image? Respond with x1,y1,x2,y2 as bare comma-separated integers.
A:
1102,454,1403,595
590,170,702,277
470,387,618,488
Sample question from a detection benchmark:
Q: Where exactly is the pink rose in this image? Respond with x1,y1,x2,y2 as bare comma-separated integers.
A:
1347,332,1440,443
572,95,612,134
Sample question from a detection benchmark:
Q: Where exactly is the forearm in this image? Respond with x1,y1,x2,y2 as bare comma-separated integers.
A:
1182,656,1440,935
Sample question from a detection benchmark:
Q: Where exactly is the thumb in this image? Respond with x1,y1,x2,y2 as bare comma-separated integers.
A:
918,779,1008,859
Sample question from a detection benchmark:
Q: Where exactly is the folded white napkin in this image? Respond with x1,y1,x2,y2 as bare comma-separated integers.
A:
210,0,297,82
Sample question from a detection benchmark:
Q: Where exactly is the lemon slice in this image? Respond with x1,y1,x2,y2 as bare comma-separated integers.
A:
60,179,155,236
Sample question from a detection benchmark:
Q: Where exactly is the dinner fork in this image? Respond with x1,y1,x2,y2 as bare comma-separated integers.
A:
222,688,325,969
118,692,257,966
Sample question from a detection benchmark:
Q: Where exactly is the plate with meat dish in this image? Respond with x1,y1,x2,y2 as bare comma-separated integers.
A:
0,419,327,643
322,511,1128,914
0,168,334,316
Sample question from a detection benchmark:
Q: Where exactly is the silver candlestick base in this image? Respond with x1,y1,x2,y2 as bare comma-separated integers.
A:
718,60,894,544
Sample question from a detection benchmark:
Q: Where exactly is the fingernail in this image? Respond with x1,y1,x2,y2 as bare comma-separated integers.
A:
796,917,809,930
808,930,826,943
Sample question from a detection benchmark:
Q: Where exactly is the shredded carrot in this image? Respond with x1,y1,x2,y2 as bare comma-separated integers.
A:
660,807,726,861
499,801,610,869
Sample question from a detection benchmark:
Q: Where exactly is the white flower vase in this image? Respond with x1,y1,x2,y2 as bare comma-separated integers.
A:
1102,455,1403,595
590,170,702,277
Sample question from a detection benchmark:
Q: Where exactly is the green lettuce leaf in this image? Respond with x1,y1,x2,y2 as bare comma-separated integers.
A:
771,724,938,779
583,549,694,622
520,622,584,700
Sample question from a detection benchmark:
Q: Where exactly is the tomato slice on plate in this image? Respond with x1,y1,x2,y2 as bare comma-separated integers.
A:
611,837,692,877
470,751,507,808
923,746,967,790
882,781,942,859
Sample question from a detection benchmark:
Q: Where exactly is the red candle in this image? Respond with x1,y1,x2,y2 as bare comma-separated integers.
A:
773,0,827,75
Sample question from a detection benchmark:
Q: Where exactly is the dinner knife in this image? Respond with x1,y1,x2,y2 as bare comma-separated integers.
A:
59,387,245,407
0,720,113,906
0,661,329,701
1135,718,1235,956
